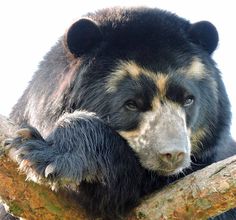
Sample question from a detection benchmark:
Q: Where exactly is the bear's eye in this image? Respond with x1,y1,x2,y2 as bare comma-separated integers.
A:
125,100,139,111
183,95,195,107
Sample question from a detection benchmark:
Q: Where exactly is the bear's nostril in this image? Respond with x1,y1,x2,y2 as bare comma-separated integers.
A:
160,151,186,164
165,153,172,160
176,152,185,162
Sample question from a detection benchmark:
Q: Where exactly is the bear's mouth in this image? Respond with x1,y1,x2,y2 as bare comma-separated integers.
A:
137,152,191,176
155,167,184,176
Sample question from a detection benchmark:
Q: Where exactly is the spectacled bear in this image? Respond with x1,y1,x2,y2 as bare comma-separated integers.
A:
6,7,236,220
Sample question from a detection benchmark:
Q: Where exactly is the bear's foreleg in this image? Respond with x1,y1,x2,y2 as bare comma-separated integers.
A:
6,111,144,219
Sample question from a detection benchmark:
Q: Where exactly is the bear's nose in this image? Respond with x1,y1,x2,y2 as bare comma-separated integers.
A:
159,150,186,164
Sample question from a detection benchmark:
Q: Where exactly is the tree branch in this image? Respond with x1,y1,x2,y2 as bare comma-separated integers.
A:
128,156,236,220
0,115,235,220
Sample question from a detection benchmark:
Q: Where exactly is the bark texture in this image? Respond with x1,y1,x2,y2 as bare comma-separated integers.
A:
0,114,235,220
129,156,236,220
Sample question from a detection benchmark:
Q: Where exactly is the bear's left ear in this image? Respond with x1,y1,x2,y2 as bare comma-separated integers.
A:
189,21,219,54
66,18,103,57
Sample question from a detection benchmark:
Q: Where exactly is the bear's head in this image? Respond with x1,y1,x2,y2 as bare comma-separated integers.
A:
62,8,228,176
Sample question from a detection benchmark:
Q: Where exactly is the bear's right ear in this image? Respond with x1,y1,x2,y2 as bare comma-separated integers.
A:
66,18,102,57
189,21,219,54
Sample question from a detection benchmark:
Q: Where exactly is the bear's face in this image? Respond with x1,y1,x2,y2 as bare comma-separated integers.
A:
105,60,202,175
64,8,219,176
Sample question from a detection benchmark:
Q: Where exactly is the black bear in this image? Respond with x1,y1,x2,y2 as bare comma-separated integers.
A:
6,7,236,220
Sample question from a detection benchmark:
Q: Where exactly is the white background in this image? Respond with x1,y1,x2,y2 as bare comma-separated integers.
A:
0,1,235,139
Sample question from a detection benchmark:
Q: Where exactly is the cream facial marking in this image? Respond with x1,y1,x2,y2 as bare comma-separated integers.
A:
155,74,169,98
106,61,141,93
106,60,169,96
179,57,206,79
179,57,218,101
190,127,213,153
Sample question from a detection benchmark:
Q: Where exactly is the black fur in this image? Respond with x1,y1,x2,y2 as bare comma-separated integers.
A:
189,21,219,54
6,7,236,219
67,19,103,57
